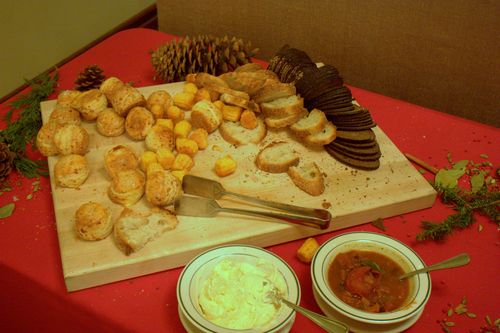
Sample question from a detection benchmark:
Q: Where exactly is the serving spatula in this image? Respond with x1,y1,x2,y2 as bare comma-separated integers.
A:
175,195,330,229
181,175,331,229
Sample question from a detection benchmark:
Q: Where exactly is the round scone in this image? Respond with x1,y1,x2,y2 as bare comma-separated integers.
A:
53,124,89,155
146,90,172,118
104,145,138,179
109,85,146,117
108,169,145,206
54,154,90,188
99,77,124,98
125,107,155,140
145,170,181,206
96,108,125,137
36,122,62,157
56,90,82,107
145,124,175,152
74,202,113,240
190,100,222,133
76,89,108,121
49,105,81,125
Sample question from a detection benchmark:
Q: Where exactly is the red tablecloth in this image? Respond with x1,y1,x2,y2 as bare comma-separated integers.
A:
1,28,499,333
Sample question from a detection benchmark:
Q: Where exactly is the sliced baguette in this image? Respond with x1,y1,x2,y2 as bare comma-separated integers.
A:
290,108,327,137
219,118,267,146
253,82,296,104
260,95,304,118
287,162,324,196
264,108,307,129
255,141,299,173
190,100,223,133
114,207,178,255
303,121,337,146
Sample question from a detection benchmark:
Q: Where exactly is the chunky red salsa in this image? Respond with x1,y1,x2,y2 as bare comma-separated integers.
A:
328,250,409,313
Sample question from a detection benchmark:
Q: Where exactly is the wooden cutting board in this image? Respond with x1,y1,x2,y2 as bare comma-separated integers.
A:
41,82,436,291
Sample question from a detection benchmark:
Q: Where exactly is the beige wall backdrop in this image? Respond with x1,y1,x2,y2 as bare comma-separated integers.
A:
0,0,154,98
157,0,500,127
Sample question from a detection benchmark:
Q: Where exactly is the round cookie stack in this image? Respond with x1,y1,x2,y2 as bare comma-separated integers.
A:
268,45,380,170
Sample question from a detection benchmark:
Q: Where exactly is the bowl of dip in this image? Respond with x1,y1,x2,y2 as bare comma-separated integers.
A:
311,232,431,326
177,244,301,333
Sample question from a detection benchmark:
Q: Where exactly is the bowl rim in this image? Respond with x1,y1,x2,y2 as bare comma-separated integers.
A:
311,231,431,324
177,244,301,333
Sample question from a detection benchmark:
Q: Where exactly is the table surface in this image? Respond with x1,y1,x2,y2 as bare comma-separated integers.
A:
1,28,498,333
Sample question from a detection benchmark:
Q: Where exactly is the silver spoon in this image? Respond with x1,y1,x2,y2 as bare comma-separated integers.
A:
268,289,349,333
399,253,471,280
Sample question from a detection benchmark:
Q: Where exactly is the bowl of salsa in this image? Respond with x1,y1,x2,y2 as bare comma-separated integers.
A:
311,232,431,325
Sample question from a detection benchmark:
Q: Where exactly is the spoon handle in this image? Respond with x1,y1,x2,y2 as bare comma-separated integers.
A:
279,297,349,333
400,253,470,280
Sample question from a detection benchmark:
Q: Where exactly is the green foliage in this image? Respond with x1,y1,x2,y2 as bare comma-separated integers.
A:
0,71,58,178
417,158,500,241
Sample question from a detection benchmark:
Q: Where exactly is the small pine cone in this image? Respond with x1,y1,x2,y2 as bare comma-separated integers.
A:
0,142,14,182
150,35,259,83
75,65,106,91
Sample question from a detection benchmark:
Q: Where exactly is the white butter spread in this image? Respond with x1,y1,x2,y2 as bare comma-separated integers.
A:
198,257,287,330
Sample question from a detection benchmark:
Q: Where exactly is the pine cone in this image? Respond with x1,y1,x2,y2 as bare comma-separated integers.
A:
75,65,106,91
150,35,259,83
0,142,14,182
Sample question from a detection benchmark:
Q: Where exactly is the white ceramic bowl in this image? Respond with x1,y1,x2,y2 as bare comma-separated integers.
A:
311,232,431,326
177,244,301,333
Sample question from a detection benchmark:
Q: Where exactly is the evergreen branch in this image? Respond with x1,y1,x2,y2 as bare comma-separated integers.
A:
0,70,58,178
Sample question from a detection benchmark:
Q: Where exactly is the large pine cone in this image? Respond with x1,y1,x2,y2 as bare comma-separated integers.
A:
75,65,106,91
150,35,259,83
0,142,14,182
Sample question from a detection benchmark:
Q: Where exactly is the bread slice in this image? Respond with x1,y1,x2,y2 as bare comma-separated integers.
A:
260,95,304,118
290,108,327,137
303,121,337,146
264,108,307,128
191,100,223,133
219,118,267,146
114,207,178,255
287,162,325,196
255,141,299,173
253,82,296,104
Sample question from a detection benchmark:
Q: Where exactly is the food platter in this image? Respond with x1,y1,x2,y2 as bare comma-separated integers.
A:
41,81,436,292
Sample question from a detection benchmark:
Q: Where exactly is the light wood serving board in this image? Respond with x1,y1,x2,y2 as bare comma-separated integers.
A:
41,82,436,291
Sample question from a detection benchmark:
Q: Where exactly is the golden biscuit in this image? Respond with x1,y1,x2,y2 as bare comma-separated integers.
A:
75,202,113,241
144,124,175,152
49,105,81,125
96,108,125,137
54,154,90,188
108,169,145,206
145,170,181,206
76,89,108,121
104,145,138,179
125,107,155,140
53,124,89,155
36,122,62,157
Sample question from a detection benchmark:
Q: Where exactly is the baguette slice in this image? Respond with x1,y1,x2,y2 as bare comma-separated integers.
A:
290,108,327,137
303,121,337,146
219,118,267,146
255,141,299,173
287,162,325,196
220,93,249,109
264,108,307,128
191,100,223,133
253,82,296,104
114,207,178,255
260,95,304,118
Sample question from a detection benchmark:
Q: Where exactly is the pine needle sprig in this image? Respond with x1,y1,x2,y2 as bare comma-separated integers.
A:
417,181,500,241
0,71,58,178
